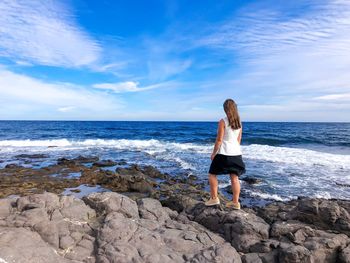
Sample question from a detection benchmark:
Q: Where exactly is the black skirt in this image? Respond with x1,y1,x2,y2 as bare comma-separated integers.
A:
209,154,246,176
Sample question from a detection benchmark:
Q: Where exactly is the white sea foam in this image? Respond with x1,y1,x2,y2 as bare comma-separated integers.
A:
242,144,350,170
0,139,72,147
248,192,292,202
312,192,332,199
1,139,349,169
1,138,350,200
0,139,210,152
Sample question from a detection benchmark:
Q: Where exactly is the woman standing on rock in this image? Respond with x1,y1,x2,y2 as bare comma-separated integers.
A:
205,99,246,209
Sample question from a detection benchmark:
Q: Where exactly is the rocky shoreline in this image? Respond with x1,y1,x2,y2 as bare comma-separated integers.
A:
0,156,350,262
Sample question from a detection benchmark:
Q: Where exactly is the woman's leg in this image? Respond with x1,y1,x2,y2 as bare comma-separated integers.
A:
230,174,240,203
208,173,218,199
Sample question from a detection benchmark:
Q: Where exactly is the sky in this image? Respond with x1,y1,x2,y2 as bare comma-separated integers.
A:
0,0,349,122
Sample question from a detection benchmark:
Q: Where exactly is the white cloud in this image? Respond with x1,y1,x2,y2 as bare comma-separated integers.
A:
93,81,173,93
147,59,192,81
0,69,123,120
0,0,101,67
93,82,140,93
240,100,350,122
313,93,350,102
14,60,33,67
57,106,76,113
198,1,350,58
183,0,350,121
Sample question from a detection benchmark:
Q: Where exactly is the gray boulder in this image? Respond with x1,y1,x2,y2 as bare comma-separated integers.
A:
83,191,139,218
95,195,242,263
278,245,313,263
0,192,242,263
187,203,270,253
0,227,70,263
339,244,350,263
0,192,97,263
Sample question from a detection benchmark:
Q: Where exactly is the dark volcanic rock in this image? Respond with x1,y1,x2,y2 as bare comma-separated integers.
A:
80,167,155,194
142,165,169,179
161,193,350,263
0,192,242,263
4,163,22,169
242,177,262,185
1,158,350,263
336,182,350,187
186,203,270,253
0,164,81,198
340,244,350,263
278,245,312,263
92,160,117,167
57,158,77,166
258,198,350,236
15,153,49,159
73,155,99,163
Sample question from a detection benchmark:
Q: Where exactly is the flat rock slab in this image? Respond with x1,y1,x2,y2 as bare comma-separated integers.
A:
0,192,241,263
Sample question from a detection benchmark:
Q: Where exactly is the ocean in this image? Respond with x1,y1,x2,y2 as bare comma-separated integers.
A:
0,121,349,202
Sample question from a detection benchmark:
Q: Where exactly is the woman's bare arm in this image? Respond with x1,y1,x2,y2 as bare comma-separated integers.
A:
237,128,242,144
211,119,225,160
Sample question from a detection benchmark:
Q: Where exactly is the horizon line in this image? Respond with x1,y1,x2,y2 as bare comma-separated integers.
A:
0,119,349,123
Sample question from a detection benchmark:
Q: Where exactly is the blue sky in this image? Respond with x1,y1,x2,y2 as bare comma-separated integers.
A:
0,0,349,121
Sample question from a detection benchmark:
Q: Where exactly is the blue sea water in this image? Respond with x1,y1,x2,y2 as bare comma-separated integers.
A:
0,121,349,202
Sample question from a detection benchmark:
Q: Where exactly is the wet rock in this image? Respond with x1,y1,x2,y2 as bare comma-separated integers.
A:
92,160,117,167
80,165,155,194
225,185,233,194
242,177,262,185
142,165,169,179
4,163,21,169
116,160,127,165
73,155,99,163
15,153,49,159
0,163,81,198
336,182,350,187
57,158,77,166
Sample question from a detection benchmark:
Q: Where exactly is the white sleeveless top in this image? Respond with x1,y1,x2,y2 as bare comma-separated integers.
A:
217,117,242,156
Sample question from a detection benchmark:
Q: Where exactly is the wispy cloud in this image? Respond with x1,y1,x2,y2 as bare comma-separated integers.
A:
0,68,123,120
147,58,192,81
0,0,101,68
182,0,350,121
198,1,350,58
57,106,76,113
313,93,350,102
93,81,175,93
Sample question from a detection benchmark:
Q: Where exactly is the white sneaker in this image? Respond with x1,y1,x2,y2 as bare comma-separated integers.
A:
205,197,220,206
226,201,241,210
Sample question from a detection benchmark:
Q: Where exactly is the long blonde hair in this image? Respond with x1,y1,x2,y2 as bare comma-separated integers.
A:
223,99,241,129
